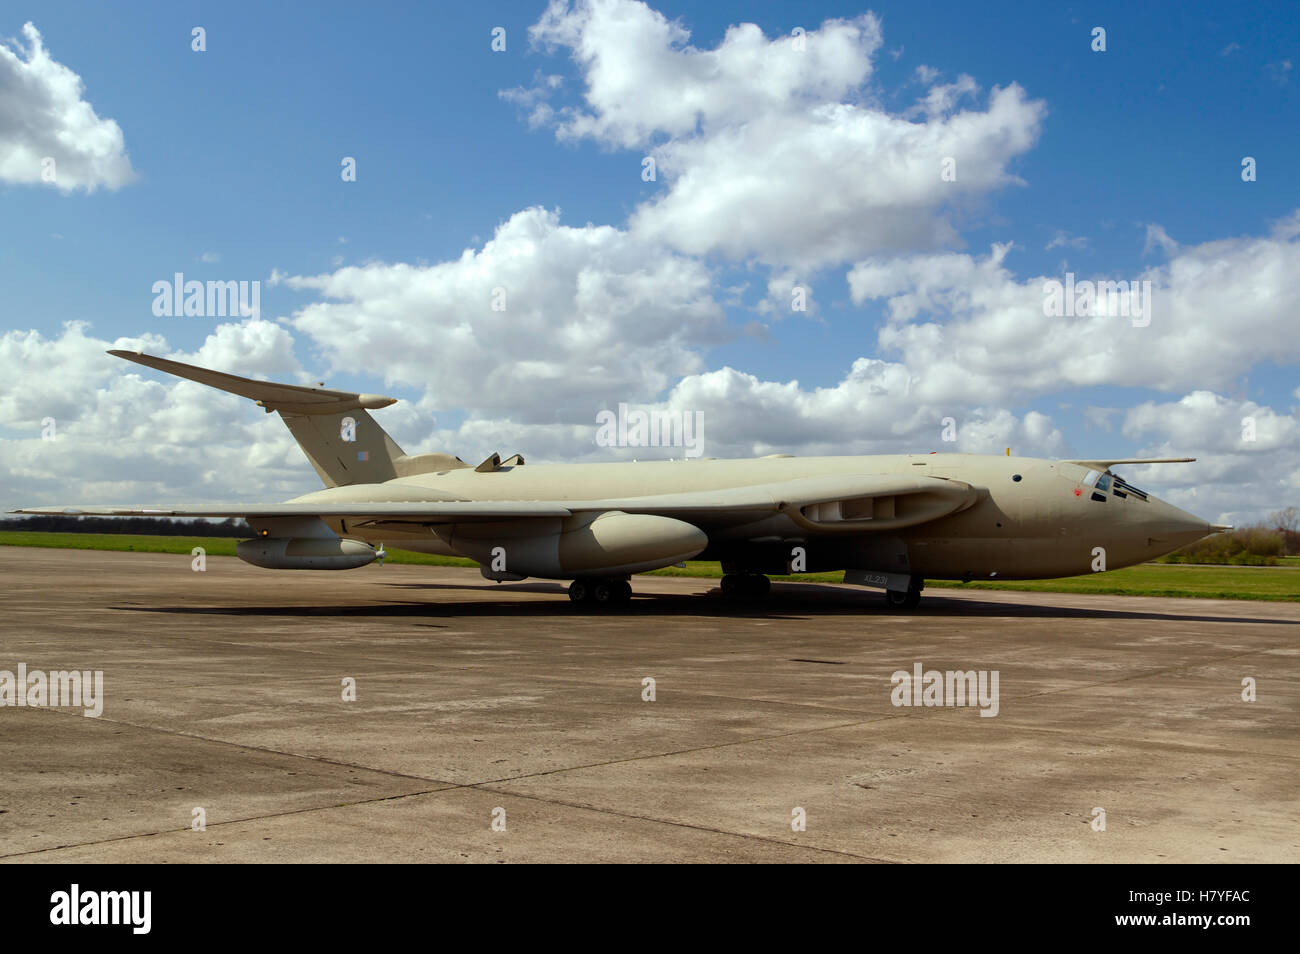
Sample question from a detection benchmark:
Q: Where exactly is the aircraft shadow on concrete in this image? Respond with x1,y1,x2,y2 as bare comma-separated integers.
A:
108,580,1289,625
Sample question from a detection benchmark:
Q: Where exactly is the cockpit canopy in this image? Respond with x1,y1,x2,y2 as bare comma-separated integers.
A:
1081,469,1148,501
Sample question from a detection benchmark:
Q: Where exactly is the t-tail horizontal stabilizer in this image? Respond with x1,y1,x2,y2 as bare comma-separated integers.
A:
107,350,419,488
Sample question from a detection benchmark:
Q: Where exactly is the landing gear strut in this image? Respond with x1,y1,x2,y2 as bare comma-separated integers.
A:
569,578,632,606
884,577,923,610
721,572,771,600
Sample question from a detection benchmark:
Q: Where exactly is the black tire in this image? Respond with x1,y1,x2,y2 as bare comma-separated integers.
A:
722,573,769,600
569,579,591,602
593,581,615,604
884,587,921,610
612,580,632,602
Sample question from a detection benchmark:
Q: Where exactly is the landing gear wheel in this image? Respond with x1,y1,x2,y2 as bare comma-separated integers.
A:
571,578,630,607
884,586,921,610
722,573,770,600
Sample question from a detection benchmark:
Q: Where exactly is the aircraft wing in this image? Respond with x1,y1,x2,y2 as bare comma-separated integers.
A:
1062,458,1195,471
11,502,575,521
12,473,978,532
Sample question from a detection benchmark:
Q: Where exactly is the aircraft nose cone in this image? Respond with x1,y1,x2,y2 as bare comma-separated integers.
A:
1144,497,1214,549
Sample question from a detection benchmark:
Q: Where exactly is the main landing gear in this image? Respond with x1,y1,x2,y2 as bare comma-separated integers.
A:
720,572,771,600
568,578,632,606
883,577,923,610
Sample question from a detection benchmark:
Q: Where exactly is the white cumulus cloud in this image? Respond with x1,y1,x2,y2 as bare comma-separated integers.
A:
847,214,1300,404
283,206,726,421
0,23,135,192
515,0,1046,271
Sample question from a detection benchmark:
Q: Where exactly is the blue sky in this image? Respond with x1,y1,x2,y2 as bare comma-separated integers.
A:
1,0,1297,522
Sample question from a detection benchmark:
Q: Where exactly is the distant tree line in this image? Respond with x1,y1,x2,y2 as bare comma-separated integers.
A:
0,515,251,537
1157,507,1299,565
4,508,1297,562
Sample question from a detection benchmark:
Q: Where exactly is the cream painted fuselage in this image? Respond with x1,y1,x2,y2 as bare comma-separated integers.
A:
301,453,1212,581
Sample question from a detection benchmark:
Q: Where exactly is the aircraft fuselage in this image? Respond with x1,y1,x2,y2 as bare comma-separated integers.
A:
300,453,1212,581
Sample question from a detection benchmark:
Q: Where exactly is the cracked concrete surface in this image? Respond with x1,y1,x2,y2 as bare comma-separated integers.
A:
1,547,1295,863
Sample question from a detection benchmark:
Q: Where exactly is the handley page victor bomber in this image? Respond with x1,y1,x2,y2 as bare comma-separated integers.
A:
14,351,1227,608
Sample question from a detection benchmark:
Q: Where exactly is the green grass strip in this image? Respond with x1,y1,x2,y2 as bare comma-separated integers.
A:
2,532,1296,601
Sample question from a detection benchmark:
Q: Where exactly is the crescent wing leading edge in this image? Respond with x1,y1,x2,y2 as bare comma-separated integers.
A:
11,474,980,532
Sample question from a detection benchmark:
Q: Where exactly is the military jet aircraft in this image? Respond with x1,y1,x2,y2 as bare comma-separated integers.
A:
13,351,1226,609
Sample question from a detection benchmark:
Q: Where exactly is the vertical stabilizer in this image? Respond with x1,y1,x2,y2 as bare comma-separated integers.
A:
107,350,419,487
279,409,404,486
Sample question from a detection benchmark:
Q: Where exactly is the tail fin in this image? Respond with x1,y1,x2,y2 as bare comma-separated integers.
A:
108,350,445,487
279,408,405,486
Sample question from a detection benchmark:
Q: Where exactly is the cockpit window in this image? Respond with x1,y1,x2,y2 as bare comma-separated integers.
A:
1081,468,1149,501
1111,474,1148,501
1081,471,1108,501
